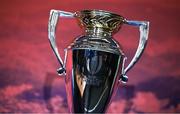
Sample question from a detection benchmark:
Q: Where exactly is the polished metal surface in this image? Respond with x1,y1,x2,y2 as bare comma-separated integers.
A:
123,20,149,75
48,9,149,113
65,49,122,113
70,35,124,55
48,10,74,75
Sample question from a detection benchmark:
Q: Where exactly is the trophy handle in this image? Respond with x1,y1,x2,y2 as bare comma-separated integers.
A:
48,10,74,75
120,20,149,83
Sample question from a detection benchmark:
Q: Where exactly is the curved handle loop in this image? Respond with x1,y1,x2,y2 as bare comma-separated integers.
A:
120,20,149,83
48,10,74,75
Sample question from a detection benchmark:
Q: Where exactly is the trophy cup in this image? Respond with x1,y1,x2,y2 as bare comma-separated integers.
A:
48,9,149,113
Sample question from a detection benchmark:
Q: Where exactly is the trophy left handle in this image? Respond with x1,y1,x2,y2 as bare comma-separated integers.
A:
48,10,74,75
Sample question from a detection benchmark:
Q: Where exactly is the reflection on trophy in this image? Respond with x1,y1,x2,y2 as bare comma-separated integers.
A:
48,9,149,113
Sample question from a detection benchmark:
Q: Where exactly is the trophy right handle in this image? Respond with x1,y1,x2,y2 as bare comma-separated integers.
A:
48,10,74,75
120,20,149,83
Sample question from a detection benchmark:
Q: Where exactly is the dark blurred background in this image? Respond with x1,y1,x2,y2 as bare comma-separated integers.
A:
0,0,179,113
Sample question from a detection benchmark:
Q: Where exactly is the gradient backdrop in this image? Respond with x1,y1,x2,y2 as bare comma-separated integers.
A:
0,0,180,113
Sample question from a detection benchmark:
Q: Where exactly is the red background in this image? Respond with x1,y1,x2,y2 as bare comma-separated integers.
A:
0,0,180,113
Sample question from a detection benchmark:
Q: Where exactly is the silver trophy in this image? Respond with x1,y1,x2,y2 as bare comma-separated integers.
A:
48,9,149,113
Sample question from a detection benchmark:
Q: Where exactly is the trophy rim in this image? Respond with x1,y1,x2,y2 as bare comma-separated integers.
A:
75,9,124,20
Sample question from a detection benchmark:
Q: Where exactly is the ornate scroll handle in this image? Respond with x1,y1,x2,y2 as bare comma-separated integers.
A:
120,20,149,83
48,10,74,75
